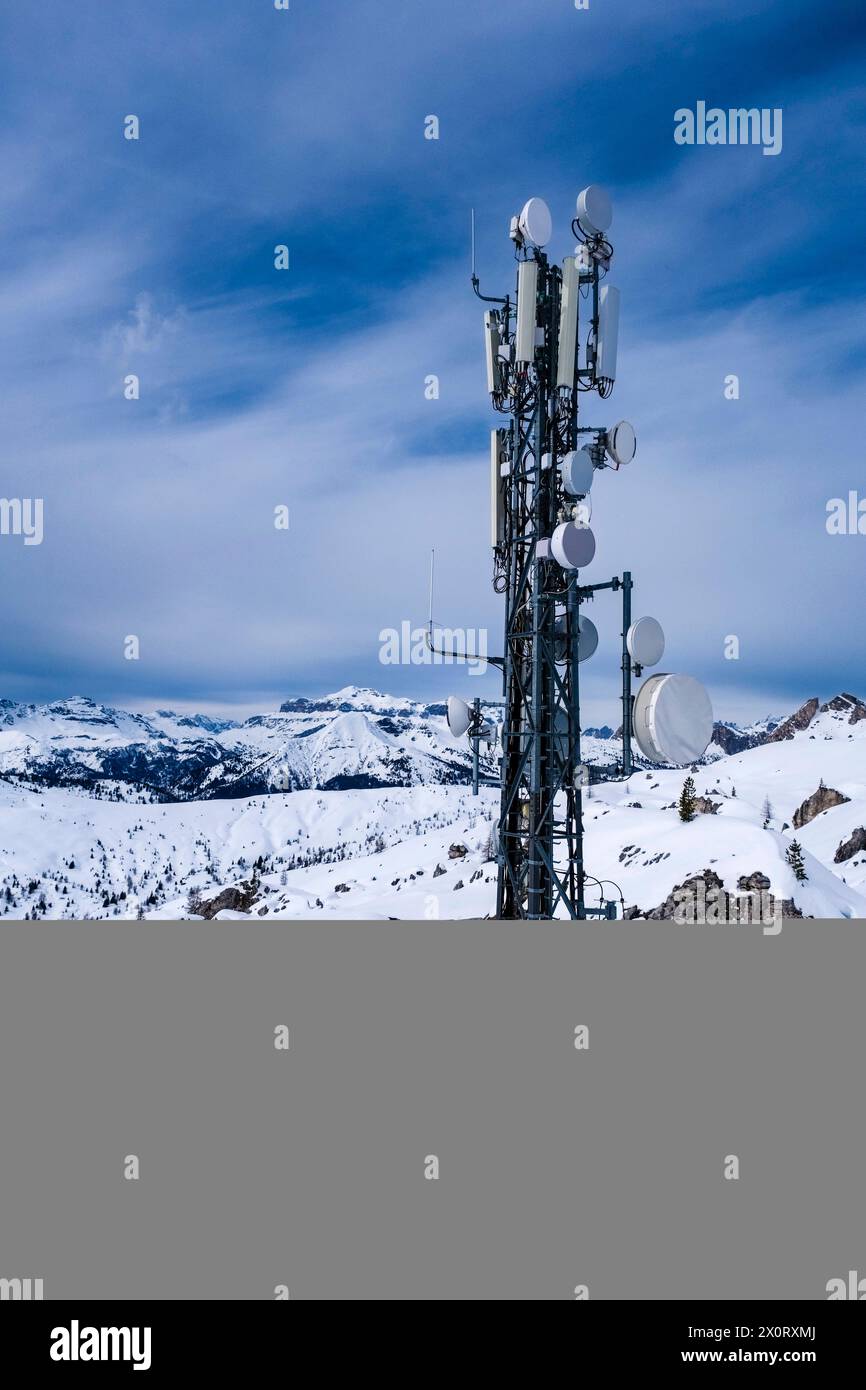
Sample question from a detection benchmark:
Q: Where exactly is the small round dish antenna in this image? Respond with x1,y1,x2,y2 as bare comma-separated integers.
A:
632,673,713,766
560,447,595,497
576,185,612,236
627,616,665,667
554,611,597,665
551,521,596,571
518,197,552,248
605,420,636,467
446,696,472,739
578,613,599,662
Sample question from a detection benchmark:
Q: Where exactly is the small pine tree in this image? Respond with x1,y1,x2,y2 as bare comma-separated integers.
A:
678,775,697,823
762,795,774,828
786,840,807,883
483,821,498,862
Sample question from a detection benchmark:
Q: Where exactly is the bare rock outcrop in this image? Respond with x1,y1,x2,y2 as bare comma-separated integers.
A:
628,868,803,921
834,827,866,864
766,698,819,742
192,880,260,919
792,785,850,829
820,692,866,725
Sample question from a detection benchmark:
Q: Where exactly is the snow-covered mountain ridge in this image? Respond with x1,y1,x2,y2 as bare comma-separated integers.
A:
0,685,621,800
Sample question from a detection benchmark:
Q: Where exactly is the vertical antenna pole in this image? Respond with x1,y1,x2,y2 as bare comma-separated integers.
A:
470,209,476,280
621,571,633,776
427,548,435,644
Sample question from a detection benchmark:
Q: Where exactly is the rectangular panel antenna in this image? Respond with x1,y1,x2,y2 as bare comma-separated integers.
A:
556,255,580,389
597,284,620,382
515,259,539,364
490,428,507,547
484,311,502,394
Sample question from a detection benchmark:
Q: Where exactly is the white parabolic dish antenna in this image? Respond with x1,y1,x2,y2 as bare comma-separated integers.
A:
627,616,665,667
518,197,552,247
446,696,472,739
606,420,636,466
578,614,599,662
554,613,598,664
560,447,595,497
551,522,596,571
576,184,612,236
632,673,713,766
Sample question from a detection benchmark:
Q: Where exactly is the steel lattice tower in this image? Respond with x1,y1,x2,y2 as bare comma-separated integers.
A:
476,193,635,920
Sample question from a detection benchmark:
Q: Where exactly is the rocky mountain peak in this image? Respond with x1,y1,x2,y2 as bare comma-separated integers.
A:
766,698,820,742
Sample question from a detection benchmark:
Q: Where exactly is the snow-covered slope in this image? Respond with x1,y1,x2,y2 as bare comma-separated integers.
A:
1,688,865,920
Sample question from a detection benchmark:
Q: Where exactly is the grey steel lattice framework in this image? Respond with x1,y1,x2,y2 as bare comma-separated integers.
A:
477,194,636,920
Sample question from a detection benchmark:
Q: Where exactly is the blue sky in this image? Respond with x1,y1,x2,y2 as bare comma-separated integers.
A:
0,0,865,725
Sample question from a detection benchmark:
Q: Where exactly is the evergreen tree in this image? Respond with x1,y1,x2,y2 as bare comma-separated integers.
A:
678,775,697,823
786,840,808,883
762,795,774,828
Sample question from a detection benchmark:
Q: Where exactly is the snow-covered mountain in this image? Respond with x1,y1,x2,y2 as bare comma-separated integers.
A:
0,688,486,800
1,688,865,920
0,686,622,801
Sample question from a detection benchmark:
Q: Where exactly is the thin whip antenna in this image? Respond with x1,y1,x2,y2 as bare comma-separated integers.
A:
470,209,476,279
427,548,435,634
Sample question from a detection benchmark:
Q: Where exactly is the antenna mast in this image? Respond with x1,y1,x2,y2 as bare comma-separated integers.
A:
446,188,713,919
481,190,633,919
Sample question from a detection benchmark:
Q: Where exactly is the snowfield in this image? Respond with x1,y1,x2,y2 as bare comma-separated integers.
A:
1,688,865,920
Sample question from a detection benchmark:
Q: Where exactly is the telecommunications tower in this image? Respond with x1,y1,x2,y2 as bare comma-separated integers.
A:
440,187,713,920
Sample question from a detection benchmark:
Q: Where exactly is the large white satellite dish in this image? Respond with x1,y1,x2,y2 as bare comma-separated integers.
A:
518,197,552,248
605,420,636,466
627,616,665,667
560,447,595,497
632,673,713,766
550,521,596,571
576,185,612,236
446,696,472,739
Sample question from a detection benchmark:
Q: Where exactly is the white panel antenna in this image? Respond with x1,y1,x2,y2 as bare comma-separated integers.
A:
490,428,507,547
515,259,539,363
556,255,580,388
484,311,502,394
597,284,620,381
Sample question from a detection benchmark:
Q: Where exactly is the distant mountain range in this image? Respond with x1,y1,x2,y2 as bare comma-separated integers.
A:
1,688,864,803
0,689,478,801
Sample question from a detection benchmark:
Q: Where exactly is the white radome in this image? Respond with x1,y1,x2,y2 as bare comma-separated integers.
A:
632,673,713,766
576,184,612,236
560,447,595,497
551,521,596,571
606,420,636,467
446,696,472,739
518,197,552,248
627,616,665,667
